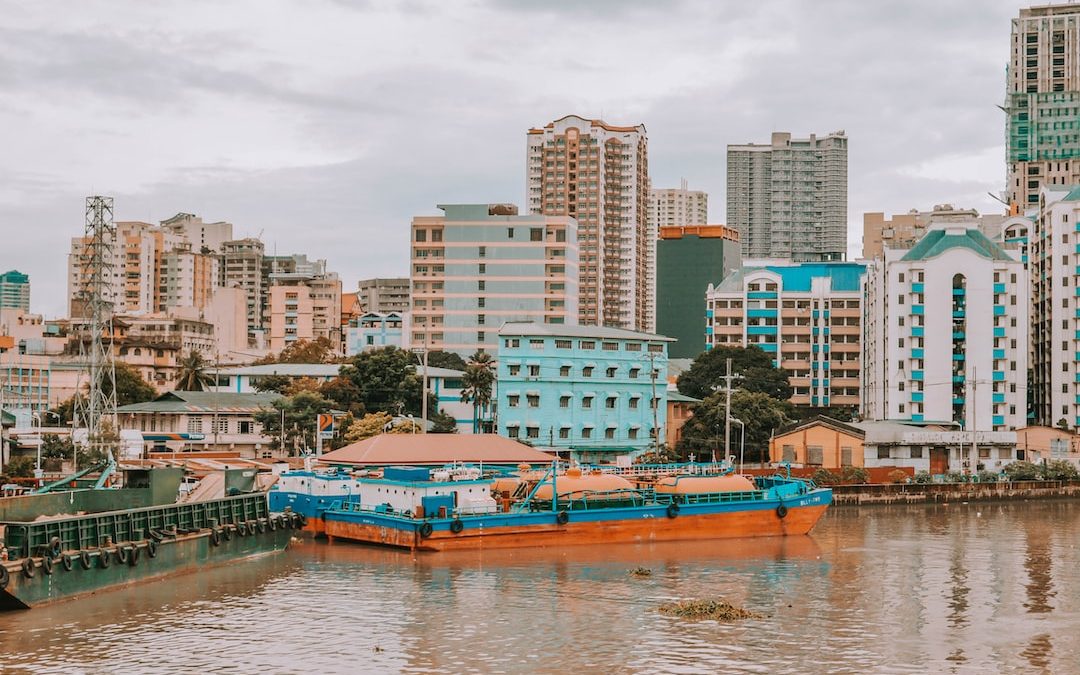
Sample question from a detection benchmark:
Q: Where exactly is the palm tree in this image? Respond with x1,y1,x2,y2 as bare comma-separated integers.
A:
460,350,495,433
175,350,213,391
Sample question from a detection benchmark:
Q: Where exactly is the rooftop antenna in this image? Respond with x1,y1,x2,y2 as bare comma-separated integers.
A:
73,196,119,467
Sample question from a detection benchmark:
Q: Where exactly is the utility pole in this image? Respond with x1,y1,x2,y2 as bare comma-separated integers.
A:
412,338,429,433
648,350,660,453
721,357,733,464
970,365,978,476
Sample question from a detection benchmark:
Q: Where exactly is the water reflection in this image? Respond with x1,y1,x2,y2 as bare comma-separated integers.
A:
1,502,1080,673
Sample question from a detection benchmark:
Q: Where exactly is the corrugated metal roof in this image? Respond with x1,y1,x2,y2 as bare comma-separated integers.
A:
322,434,556,466
117,391,282,414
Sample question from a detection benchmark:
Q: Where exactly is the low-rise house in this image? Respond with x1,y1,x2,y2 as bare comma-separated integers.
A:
666,392,699,450
1015,425,1080,466
117,391,282,459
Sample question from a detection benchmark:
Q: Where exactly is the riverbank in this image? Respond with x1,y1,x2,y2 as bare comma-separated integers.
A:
832,479,1080,505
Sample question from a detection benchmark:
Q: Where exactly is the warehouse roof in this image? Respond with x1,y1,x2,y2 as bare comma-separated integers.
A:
321,434,556,466
117,391,282,414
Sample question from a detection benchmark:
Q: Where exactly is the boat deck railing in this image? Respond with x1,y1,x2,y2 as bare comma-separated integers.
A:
2,492,270,559
578,462,732,478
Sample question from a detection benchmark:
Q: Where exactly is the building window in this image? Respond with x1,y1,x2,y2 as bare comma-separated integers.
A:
628,428,638,440
526,426,539,439
559,395,570,408
605,428,615,440
505,338,519,348
582,427,592,439
508,395,520,407
213,418,228,434
877,447,890,460
528,365,540,377
527,394,540,408
606,396,617,409
530,339,544,350
509,365,520,376
629,367,640,379
559,365,571,377
415,229,427,242
507,425,520,439
606,367,617,378
580,341,595,350
530,228,543,241
602,342,618,351
583,366,594,377
626,343,641,352
555,339,572,349
910,447,923,459
629,397,639,410
559,427,570,439
479,246,486,258
583,396,593,409
187,417,203,433
507,228,514,238
239,421,253,434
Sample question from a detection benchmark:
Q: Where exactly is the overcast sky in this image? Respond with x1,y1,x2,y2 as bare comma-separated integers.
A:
1,0,1030,317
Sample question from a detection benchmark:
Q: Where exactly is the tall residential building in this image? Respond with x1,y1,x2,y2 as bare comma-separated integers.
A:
706,262,865,410
496,322,672,464
159,245,219,313
1030,185,1080,427
0,270,30,311
649,179,708,229
220,238,265,343
267,266,342,353
1005,4,1080,208
727,131,848,262
862,205,1014,259
357,277,411,314
527,115,652,331
863,223,1028,432
160,212,233,254
656,225,741,359
410,203,579,356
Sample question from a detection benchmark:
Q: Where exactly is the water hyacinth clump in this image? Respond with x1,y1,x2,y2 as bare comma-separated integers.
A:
658,598,764,621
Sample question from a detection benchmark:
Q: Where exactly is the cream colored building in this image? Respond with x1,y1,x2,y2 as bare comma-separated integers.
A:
649,179,708,229
220,238,265,344
862,205,1013,259
410,203,579,356
267,272,342,354
527,115,652,331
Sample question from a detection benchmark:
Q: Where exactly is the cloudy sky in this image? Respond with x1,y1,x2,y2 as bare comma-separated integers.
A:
1,0,1025,317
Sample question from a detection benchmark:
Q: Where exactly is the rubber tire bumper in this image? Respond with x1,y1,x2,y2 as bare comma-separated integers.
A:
79,551,92,570
666,503,680,519
556,510,569,525
776,504,789,519
21,558,35,578
419,522,434,538
449,519,464,534
61,554,75,572
0,564,8,589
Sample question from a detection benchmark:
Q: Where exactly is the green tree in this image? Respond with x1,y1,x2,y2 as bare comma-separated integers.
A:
430,409,458,434
319,376,366,416
339,347,424,415
676,345,792,401
175,350,213,391
425,351,467,371
460,350,495,433
40,434,74,461
253,374,292,394
109,361,158,406
677,389,793,463
254,391,331,455
4,457,34,479
257,337,340,364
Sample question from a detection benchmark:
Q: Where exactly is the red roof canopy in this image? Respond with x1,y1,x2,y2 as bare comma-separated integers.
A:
321,434,556,466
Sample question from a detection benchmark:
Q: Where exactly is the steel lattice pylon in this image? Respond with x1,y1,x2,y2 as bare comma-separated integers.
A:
73,196,118,462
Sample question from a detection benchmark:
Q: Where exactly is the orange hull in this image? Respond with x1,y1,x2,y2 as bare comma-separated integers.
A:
323,504,829,552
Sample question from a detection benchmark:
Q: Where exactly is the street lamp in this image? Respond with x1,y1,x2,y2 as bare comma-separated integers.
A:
730,417,745,473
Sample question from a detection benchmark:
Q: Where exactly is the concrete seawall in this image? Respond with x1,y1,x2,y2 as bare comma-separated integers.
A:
832,480,1080,506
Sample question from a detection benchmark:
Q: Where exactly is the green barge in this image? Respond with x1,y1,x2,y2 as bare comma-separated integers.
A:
0,469,301,610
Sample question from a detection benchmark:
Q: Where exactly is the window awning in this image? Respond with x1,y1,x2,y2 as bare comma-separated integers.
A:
582,391,596,398
504,390,520,397
560,391,573,398
526,390,540,396
606,421,618,428
504,359,521,366
629,423,642,429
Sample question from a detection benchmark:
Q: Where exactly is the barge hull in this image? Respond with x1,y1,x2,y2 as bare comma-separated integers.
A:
0,527,292,610
323,501,830,552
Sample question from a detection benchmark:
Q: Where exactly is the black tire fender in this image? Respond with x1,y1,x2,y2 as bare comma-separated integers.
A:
79,550,92,570
556,510,569,525
268,516,278,531
209,528,221,547
147,539,158,558
60,554,74,572
776,504,789,519
116,546,130,564
41,555,54,575
257,519,267,534
0,564,8,589
666,503,680,519
222,525,233,541
236,522,248,537
419,522,434,538
49,537,62,558
148,529,165,542
128,546,140,566
449,519,464,534
98,548,112,568
296,514,308,529
22,558,36,578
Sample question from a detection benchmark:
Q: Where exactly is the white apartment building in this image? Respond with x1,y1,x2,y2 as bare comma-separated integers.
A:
1030,185,1080,427
862,222,1028,432
705,261,865,410
527,115,652,331
649,179,708,229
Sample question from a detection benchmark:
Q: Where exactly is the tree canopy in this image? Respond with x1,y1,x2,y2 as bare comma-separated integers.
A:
430,409,458,433
676,389,794,463
256,337,340,365
425,351,467,371
339,347,424,416
677,345,792,401
253,390,332,455
175,350,213,391
460,350,495,433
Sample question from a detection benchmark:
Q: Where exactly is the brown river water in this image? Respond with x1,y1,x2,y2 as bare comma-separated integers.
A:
1,501,1079,674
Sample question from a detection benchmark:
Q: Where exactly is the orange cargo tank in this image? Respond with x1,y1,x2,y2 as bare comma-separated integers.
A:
654,475,756,494
532,468,636,500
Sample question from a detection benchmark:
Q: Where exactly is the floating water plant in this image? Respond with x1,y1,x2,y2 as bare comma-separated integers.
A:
658,598,763,621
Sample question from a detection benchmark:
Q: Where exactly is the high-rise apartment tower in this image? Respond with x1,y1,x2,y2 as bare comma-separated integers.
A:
727,131,848,262
527,115,652,331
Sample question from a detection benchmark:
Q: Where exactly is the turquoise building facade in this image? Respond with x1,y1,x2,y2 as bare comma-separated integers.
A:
346,312,404,355
0,270,30,311
496,322,672,464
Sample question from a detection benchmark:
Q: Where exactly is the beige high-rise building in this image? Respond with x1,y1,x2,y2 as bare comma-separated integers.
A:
160,212,233,254
409,203,579,356
862,205,1012,259
527,115,652,331
267,269,342,354
357,278,410,314
220,238,265,343
727,131,848,262
1006,4,1080,209
649,179,708,229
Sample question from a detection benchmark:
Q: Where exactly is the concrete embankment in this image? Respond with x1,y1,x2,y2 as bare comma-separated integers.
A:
832,480,1080,506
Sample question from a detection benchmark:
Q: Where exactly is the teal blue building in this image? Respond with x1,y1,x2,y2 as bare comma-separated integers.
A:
0,270,30,311
346,312,404,355
496,322,672,464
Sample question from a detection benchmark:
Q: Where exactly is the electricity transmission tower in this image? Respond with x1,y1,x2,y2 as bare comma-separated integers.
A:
72,196,119,463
